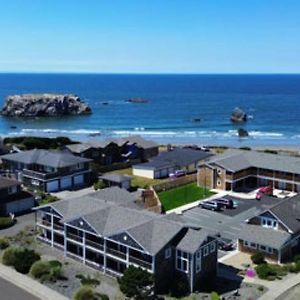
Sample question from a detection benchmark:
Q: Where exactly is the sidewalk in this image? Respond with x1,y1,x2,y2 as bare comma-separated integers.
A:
0,263,69,300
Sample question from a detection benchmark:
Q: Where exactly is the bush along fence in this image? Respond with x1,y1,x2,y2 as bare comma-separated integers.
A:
152,174,197,193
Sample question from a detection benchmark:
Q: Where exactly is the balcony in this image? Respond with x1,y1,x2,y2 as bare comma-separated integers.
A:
66,232,83,244
106,247,127,260
85,239,104,252
37,220,64,232
129,256,152,270
23,168,90,181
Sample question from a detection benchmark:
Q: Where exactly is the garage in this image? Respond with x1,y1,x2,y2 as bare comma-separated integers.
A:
5,197,35,215
74,174,84,186
46,180,59,192
61,176,72,189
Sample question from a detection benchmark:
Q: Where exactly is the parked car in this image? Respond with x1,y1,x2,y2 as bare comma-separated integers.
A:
256,185,273,200
169,170,186,178
218,238,234,251
215,198,236,209
200,200,222,211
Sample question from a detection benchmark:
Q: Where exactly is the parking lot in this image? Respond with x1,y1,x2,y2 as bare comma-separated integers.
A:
181,194,283,242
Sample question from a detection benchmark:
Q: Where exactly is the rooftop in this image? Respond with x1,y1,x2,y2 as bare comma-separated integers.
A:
100,173,132,183
0,176,20,189
1,149,91,168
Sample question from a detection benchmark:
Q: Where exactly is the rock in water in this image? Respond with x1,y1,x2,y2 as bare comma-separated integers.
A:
230,107,247,123
238,128,249,137
1,94,92,117
126,97,148,103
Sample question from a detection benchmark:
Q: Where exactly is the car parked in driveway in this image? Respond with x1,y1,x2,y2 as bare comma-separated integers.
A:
215,198,236,209
218,237,234,251
169,170,186,178
256,185,273,200
200,200,222,211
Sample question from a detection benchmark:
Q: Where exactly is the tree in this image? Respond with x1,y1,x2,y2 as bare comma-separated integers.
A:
118,266,154,300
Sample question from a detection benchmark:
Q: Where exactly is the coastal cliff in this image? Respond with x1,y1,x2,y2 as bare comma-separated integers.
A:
1,94,92,117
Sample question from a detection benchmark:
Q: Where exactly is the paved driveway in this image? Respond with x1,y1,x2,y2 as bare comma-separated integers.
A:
52,186,95,200
181,194,285,241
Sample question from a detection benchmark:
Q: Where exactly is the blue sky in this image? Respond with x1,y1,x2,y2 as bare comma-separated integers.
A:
0,0,300,73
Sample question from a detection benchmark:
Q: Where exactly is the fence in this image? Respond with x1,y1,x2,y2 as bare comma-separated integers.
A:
152,173,197,193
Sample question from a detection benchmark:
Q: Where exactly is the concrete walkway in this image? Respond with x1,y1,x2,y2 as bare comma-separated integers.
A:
166,191,226,214
0,264,69,300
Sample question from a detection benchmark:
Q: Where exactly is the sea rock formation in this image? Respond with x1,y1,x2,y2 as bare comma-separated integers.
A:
230,107,247,123
1,94,92,117
238,128,249,137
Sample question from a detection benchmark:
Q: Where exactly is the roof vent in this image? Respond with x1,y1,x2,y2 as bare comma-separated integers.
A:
123,235,128,241
79,220,84,226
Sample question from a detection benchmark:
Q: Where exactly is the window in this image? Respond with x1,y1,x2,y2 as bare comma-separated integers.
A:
203,246,209,256
261,217,278,230
217,168,222,175
244,241,249,247
196,250,201,273
259,245,273,254
165,247,171,259
210,242,216,253
250,242,257,249
176,250,189,273
217,180,221,186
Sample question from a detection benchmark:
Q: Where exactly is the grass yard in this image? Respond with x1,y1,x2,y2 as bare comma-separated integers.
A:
107,168,167,189
158,182,215,211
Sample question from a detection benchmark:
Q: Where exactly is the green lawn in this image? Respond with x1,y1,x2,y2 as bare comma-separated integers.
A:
158,182,215,211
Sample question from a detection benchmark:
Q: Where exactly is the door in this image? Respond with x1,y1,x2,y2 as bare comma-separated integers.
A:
46,180,59,192
74,174,84,186
61,176,72,189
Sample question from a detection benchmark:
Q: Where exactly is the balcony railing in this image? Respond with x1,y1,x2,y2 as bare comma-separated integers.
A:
106,247,127,260
37,220,64,231
67,232,83,243
23,168,90,180
85,239,104,251
129,256,152,269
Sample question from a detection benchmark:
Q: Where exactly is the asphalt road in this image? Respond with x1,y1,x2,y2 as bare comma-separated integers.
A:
0,277,40,300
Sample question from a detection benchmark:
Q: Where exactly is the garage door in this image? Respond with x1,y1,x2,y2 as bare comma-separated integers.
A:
61,176,72,189
46,180,59,192
5,197,35,215
160,169,168,178
74,174,84,185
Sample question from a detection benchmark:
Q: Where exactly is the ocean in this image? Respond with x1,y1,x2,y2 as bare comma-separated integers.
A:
0,73,300,147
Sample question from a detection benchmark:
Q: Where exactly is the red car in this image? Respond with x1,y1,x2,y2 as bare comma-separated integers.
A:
256,185,273,199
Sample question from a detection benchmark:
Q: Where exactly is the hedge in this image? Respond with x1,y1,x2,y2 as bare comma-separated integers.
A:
0,217,15,229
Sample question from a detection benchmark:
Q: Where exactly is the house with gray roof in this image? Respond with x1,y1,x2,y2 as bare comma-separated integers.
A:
0,176,34,215
133,148,213,179
65,135,159,165
34,186,217,293
198,149,300,192
1,149,92,192
100,173,132,190
238,194,300,263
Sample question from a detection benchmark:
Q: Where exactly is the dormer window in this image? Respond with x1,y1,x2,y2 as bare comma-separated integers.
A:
261,217,278,230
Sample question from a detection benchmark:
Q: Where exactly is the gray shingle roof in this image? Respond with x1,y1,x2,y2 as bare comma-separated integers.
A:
268,195,300,233
135,148,213,170
100,173,132,183
176,228,212,253
38,186,212,255
1,149,91,168
205,149,300,174
239,224,290,249
116,135,158,149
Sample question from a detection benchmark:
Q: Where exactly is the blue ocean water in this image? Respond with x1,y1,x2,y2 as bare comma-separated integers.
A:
0,73,300,146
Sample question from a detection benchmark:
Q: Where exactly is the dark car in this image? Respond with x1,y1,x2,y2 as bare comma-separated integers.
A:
218,238,234,251
200,200,222,211
215,198,236,209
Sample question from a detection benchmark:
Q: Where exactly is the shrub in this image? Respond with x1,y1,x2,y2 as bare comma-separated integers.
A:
258,286,264,292
118,266,154,299
2,247,17,266
0,238,10,250
73,286,98,300
0,217,14,229
75,274,100,286
98,294,109,300
255,263,287,280
30,261,51,279
251,252,266,265
293,254,300,263
2,247,40,274
211,291,220,300
30,260,63,282
93,180,107,191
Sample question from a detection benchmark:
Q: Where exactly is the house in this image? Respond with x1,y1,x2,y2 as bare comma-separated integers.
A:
65,135,159,164
238,195,300,263
65,140,121,165
34,187,217,293
198,149,300,192
0,176,34,215
100,173,132,190
133,148,213,179
1,149,92,193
